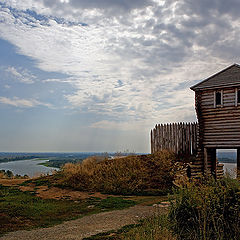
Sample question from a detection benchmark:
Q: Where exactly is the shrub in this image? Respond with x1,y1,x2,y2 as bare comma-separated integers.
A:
169,177,240,240
58,150,177,195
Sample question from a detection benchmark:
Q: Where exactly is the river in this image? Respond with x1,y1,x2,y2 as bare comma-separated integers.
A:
0,159,59,177
222,162,237,178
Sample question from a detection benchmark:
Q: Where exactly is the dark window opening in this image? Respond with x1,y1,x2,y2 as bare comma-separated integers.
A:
216,91,222,105
238,90,240,103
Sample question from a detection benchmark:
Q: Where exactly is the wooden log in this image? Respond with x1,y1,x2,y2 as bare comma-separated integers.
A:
163,124,166,150
153,128,156,153
158,124,161,151
204,148,208,175
151,130,153,154
170,123,173,151
190,123,193,155
160,124,163,151
168,123,171,150
168,123,171,151
184,123,187,154
237,148,240,179
156,124,160,152
174,123,178,153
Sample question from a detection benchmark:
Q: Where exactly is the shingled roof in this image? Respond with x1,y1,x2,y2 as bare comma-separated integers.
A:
190,64,240,91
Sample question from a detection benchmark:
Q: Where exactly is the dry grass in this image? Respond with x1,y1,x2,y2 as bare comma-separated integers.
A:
57,150,177,195
122,215,176,240
0,178,27,186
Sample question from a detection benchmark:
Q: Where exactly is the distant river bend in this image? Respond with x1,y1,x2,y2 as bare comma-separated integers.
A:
0,159,59,177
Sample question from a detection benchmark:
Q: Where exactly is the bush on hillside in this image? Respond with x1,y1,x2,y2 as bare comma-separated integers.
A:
169,177,240,240
0,169,29,179
57,150,177,195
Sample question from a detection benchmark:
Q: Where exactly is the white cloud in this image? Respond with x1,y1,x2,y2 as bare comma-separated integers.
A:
5,66,35,84
0,96,52,108
0,0,239,127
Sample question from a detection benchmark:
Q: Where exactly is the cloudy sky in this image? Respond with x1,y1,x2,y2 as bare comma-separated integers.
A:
0,0,239,152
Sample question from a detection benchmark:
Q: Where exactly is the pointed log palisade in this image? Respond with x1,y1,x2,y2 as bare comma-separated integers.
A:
151,63,240,178
151,122,198,156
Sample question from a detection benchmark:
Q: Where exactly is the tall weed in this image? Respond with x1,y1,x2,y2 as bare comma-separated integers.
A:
169,177,240,240
122,214,176,240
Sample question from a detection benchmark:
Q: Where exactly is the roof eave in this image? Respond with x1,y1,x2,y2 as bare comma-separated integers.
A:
191,82,240,91
190,63,240,91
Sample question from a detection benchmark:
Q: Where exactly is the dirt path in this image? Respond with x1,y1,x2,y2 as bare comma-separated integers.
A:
0,205,163,240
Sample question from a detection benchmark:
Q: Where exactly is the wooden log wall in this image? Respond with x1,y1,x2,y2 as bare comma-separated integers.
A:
151,122,198,156
191,91,205,177
191,89,226,178
201,88,240,148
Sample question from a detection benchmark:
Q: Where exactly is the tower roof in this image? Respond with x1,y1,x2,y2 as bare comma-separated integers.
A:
190,64,240,91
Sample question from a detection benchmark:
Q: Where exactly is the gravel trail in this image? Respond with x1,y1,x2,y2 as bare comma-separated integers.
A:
1,205,159,240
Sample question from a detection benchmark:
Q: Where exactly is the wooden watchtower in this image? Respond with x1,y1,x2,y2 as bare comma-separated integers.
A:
190,64,240,178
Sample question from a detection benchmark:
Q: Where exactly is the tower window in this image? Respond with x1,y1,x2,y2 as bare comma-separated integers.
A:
216,91,222,105
238,90,240,103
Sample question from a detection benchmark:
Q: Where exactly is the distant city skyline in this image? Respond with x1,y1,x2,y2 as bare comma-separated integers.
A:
0,1,239,152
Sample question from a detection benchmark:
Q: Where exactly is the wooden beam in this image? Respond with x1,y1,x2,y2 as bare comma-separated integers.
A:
237,148,240,179
150,130,153,154
204,147,208,175
235,88,238,107
211,148,217,179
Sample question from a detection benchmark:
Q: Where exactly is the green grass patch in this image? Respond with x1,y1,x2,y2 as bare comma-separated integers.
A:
20,175,55,187
0,185,136,236
97,197,135,210
37,162,50,167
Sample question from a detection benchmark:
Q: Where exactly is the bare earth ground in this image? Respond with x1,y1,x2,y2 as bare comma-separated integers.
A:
19,185,109,200
0,178,110,200
0,179,26,186
0,205,163,240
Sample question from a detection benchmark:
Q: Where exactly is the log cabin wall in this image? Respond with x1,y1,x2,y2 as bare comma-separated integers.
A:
191,91,204,177
200,87,240,148
191,87,240,178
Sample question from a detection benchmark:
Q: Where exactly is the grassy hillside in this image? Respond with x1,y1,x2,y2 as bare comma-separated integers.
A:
56,150,178,195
